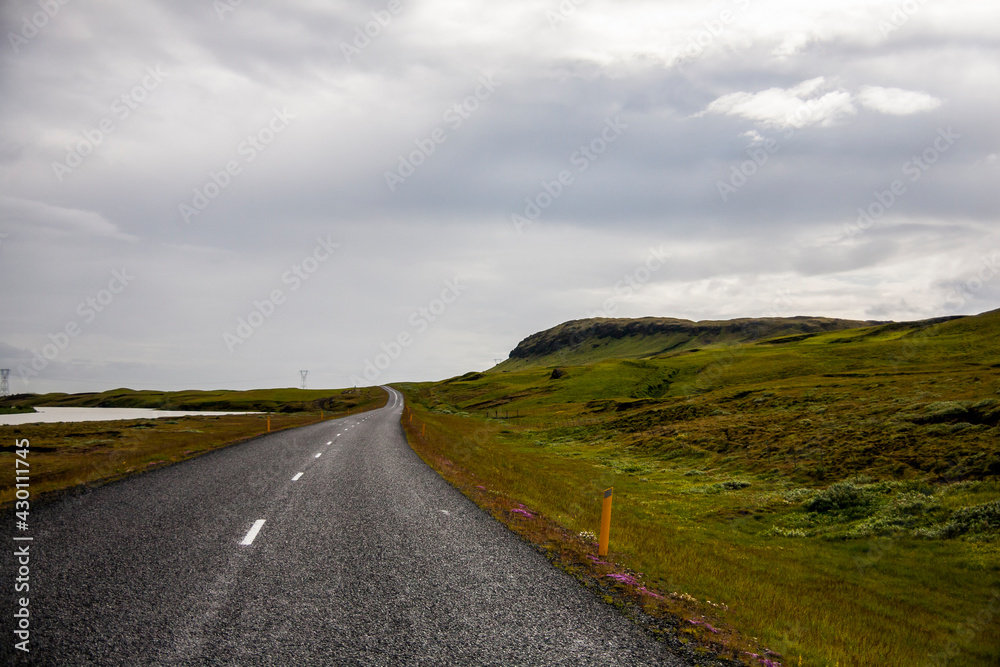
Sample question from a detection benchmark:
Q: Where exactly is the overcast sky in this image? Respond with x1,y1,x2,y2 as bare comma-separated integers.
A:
1,0,998,394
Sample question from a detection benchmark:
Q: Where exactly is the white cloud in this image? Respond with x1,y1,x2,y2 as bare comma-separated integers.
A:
772,32,813,59
702,77,857,129
702,79,945,130
856,86,943,115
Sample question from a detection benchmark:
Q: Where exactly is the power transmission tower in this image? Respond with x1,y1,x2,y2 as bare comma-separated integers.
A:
0,369,9,397
299,370,308,390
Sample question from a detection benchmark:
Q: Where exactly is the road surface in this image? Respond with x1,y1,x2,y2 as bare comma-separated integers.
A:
3,387,686,665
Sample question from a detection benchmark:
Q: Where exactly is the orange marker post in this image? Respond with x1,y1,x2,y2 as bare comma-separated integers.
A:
267,415,271,432
599,487,613,557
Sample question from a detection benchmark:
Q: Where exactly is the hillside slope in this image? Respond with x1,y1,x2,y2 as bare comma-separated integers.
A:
440,308,1000,480
497,315,897,370
396,307,1000,665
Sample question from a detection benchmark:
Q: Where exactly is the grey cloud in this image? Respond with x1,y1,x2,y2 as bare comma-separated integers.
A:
1,0,997,392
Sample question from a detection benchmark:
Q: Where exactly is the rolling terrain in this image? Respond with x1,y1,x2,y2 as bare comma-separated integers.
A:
3,313,997,665
497,315,894,371
396,309,1000,666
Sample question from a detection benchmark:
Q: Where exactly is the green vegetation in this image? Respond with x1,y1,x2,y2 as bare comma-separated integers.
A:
0,386,386,505
395,309,1000,666
0,386,366,413
498,315,886,371
0,406,36,415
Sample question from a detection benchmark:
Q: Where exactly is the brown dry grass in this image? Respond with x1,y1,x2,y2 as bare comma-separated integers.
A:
1,388,387,506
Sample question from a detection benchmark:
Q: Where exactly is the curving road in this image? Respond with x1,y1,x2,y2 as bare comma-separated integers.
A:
3,387,685,666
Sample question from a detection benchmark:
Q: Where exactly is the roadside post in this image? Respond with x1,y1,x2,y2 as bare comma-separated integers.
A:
599,487,613,556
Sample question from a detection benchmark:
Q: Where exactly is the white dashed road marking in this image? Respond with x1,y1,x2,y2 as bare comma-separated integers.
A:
292,472,304,481
241,520,266,546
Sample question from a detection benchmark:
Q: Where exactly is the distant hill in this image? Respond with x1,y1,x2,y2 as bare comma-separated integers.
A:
0,387,382,414
420,305,1000,481
496,315,900,370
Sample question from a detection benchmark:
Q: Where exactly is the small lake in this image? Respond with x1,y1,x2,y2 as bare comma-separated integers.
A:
0,407,260,426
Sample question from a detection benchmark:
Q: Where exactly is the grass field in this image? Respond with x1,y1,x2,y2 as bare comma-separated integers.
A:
0,406,35,415
0,386,386,505
394,309,1000,666
1,386,371,413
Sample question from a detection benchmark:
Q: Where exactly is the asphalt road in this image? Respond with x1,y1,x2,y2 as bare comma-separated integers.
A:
3,387,686,666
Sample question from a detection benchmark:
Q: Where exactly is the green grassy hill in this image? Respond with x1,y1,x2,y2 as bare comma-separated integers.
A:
496,315,893,371
396,308,1000,666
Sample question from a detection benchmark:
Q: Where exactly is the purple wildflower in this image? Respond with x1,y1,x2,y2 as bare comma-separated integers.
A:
687,619,719,633
511,508,533,518
638,587,664,599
